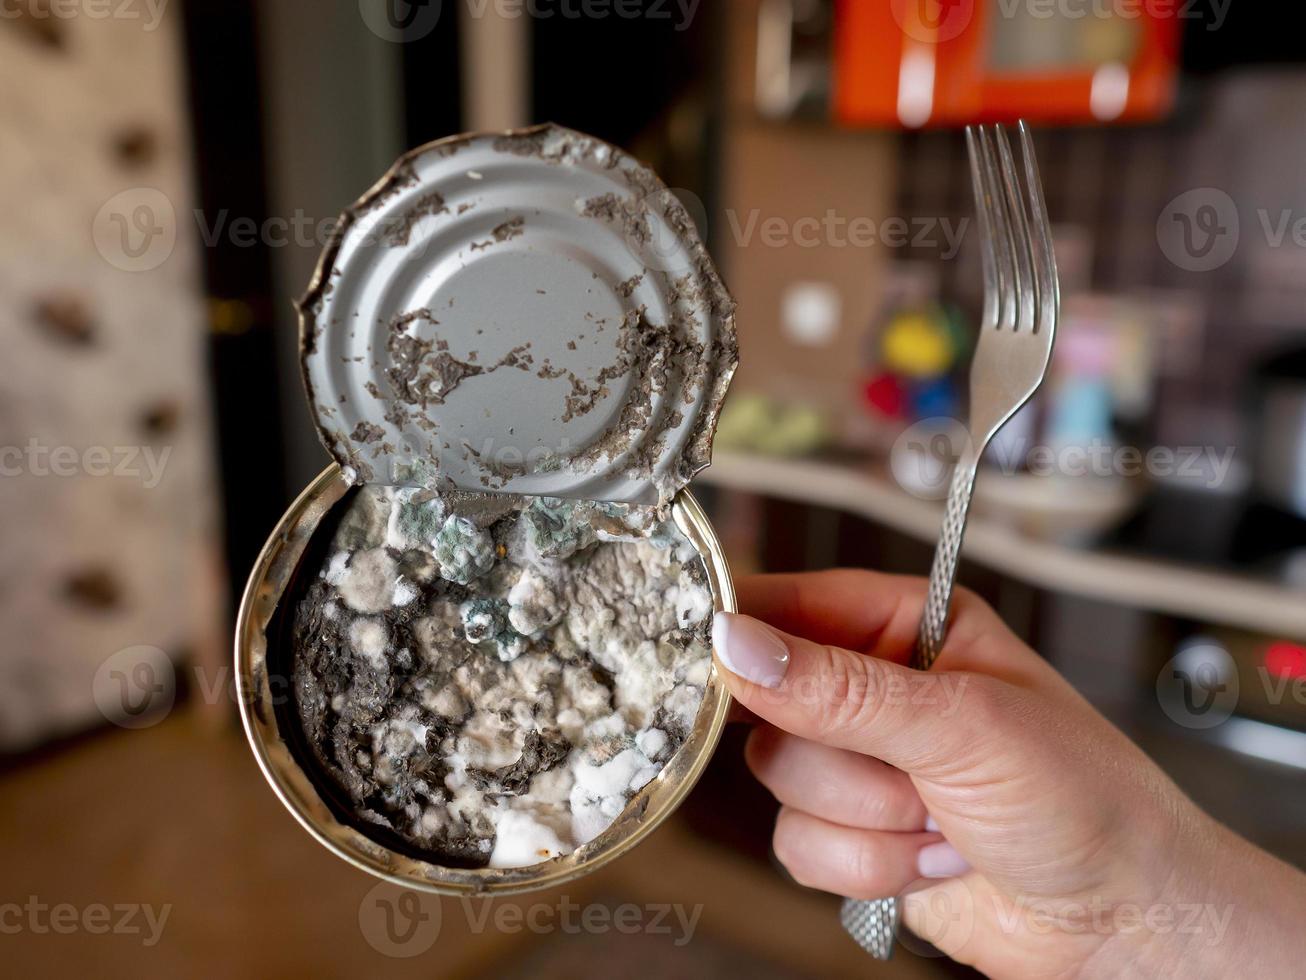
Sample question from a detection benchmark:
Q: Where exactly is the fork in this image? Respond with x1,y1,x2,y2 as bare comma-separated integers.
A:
840,121,1060,959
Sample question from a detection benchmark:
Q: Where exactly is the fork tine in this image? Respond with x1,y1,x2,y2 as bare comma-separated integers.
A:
965,127,999,331
1017,120,1059,337
992,126,1037,333
978,127,1018,331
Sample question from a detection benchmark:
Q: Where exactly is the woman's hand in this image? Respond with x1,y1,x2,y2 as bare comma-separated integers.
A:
713,570,1306,979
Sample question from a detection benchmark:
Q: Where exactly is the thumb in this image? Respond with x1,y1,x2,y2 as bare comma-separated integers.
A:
712,612,998,774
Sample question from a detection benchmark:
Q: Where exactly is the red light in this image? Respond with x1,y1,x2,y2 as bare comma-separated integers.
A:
1264,642,1306,680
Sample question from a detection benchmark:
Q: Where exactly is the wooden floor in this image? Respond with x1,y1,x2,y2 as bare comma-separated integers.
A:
0,709,951,979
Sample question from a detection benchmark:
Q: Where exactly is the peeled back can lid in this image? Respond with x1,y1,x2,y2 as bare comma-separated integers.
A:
299,123,738,509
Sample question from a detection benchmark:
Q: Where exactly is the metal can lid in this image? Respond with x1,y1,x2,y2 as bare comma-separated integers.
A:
299,123,738,509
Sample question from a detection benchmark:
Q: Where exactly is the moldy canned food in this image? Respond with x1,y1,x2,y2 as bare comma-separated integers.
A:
235,124,738,896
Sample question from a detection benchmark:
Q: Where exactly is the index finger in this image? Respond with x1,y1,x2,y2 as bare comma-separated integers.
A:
712,612,991,773
735,570,926,667
736,570,1037,681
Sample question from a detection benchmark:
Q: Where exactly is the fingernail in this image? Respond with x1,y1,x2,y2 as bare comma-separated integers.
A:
924,815,939,833
918,841,970,879
712,612,791,689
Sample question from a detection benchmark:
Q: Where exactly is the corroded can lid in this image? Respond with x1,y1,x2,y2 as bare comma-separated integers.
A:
299,123,737,509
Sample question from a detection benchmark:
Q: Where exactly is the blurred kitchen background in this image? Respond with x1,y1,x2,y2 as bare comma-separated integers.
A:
3,0,1306,976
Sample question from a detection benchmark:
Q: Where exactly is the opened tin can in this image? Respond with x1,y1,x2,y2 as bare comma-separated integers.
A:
236,124,738,895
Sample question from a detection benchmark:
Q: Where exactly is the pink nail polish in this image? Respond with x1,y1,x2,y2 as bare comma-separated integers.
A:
712,612,791,689
918,841,970,879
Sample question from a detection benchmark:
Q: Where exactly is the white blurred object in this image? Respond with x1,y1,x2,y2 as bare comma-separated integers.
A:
0,14,221,750
780,280,841,346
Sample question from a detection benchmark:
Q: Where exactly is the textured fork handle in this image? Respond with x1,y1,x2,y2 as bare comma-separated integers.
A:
841,454,980,959
913,457,979,670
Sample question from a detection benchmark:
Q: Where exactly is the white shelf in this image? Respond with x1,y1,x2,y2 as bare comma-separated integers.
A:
697,451,1306,639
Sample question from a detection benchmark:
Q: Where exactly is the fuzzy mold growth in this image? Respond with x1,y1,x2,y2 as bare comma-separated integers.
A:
289,486,714,870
